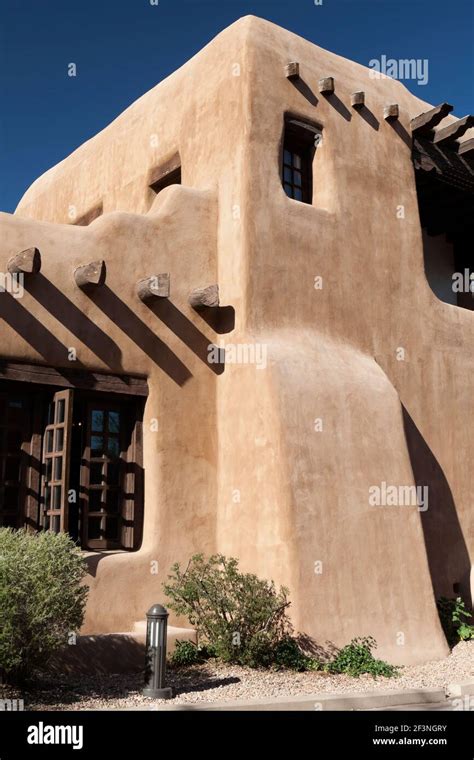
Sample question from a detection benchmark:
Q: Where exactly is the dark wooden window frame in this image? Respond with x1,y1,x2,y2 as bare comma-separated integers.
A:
281,117,322,204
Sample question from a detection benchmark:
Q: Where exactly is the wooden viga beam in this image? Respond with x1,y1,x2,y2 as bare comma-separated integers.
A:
188,284,219,309
410,102,453,135
432,115,474,145
7,247,41,275
74,260,106,289
137,273,170,302
457,138,474,158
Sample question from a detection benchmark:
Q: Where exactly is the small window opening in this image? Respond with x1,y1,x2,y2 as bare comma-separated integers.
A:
149,155,182,197
282,118,321,204
73,203,103,226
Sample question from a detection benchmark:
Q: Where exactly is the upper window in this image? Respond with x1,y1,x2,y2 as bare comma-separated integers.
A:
282,118,321,204
149,154,182,198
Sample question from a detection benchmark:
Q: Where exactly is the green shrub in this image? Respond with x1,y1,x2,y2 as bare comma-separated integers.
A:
327,637,399,678
163,554,294,667
273,636,321,672
0,528,88,684
437,597,474,647
170,640,217,667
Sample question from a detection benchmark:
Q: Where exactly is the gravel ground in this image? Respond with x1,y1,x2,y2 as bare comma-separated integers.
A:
5,641,473,710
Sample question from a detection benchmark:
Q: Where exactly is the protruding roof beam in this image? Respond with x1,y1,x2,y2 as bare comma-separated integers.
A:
7,247,41,275
189,284,219,309
432,115,474,145
410,103,453,135
74,260,106,289
457,138,474,158
137,274,170,302
318,77,334,94
384,104,399,121
351,92,365,109
284,62,299,81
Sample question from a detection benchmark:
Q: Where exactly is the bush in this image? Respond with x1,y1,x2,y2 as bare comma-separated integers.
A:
326,637,399,678
0,528,88,684
163,554,294,667
169,640,216,668
437,597,474,647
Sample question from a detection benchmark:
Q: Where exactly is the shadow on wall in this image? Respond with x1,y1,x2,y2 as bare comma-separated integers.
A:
402,404,472,608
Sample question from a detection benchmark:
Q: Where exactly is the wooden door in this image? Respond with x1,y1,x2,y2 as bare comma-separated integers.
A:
41,389,73,533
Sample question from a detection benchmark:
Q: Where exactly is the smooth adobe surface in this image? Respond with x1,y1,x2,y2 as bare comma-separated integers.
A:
1,16,472,665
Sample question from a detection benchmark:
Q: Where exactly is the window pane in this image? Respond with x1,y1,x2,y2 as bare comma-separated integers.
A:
91,436,104,456
284,166,292,183
283,149,292,165
91,410,104,433
90,462,103,485
45,458,52,481
294,187,303,201
54,457,63,481
45,430,54,454
284,183,293,197
294,171,302,187
53,485,62,510
108,412,120,434
293,153,302,169
44,485,51,509
56,399,65,424
107,437,120,458
55,427,64,452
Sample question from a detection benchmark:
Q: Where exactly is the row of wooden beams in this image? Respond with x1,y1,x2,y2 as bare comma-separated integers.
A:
410,103,453,135
458,138,474,158
433,115,474,145
4,249,219,310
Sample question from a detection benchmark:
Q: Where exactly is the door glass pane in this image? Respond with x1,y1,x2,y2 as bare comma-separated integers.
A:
45,458,52,481
5,457,20,481
44,485,51,508
91,410,104,433
45,429,53,453
51,515,60,533
88,517,102,539
55,427,64,452
90,462,103,485
56,399,65,424
89,489,102,511
54,457,63,480
105,518,118,540
106,490,119,512
53,485,62,510
107,461,120,486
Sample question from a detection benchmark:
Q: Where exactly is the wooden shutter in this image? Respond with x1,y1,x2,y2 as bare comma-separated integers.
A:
41,389,73,533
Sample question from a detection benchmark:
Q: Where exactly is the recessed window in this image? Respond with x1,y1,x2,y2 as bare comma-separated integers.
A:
282,118,321,204
149,154,182,198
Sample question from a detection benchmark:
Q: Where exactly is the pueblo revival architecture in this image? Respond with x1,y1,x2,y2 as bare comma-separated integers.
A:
0,17,473,666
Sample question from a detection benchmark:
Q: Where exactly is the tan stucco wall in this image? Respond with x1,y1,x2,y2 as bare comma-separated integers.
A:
1,16,472,664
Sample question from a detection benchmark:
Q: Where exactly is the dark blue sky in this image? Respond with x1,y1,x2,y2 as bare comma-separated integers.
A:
1,0,472,213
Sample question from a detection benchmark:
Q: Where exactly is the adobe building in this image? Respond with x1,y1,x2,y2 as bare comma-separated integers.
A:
0,16,473,665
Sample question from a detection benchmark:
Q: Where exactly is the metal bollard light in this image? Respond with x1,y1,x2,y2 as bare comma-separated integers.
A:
142,603,173,699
